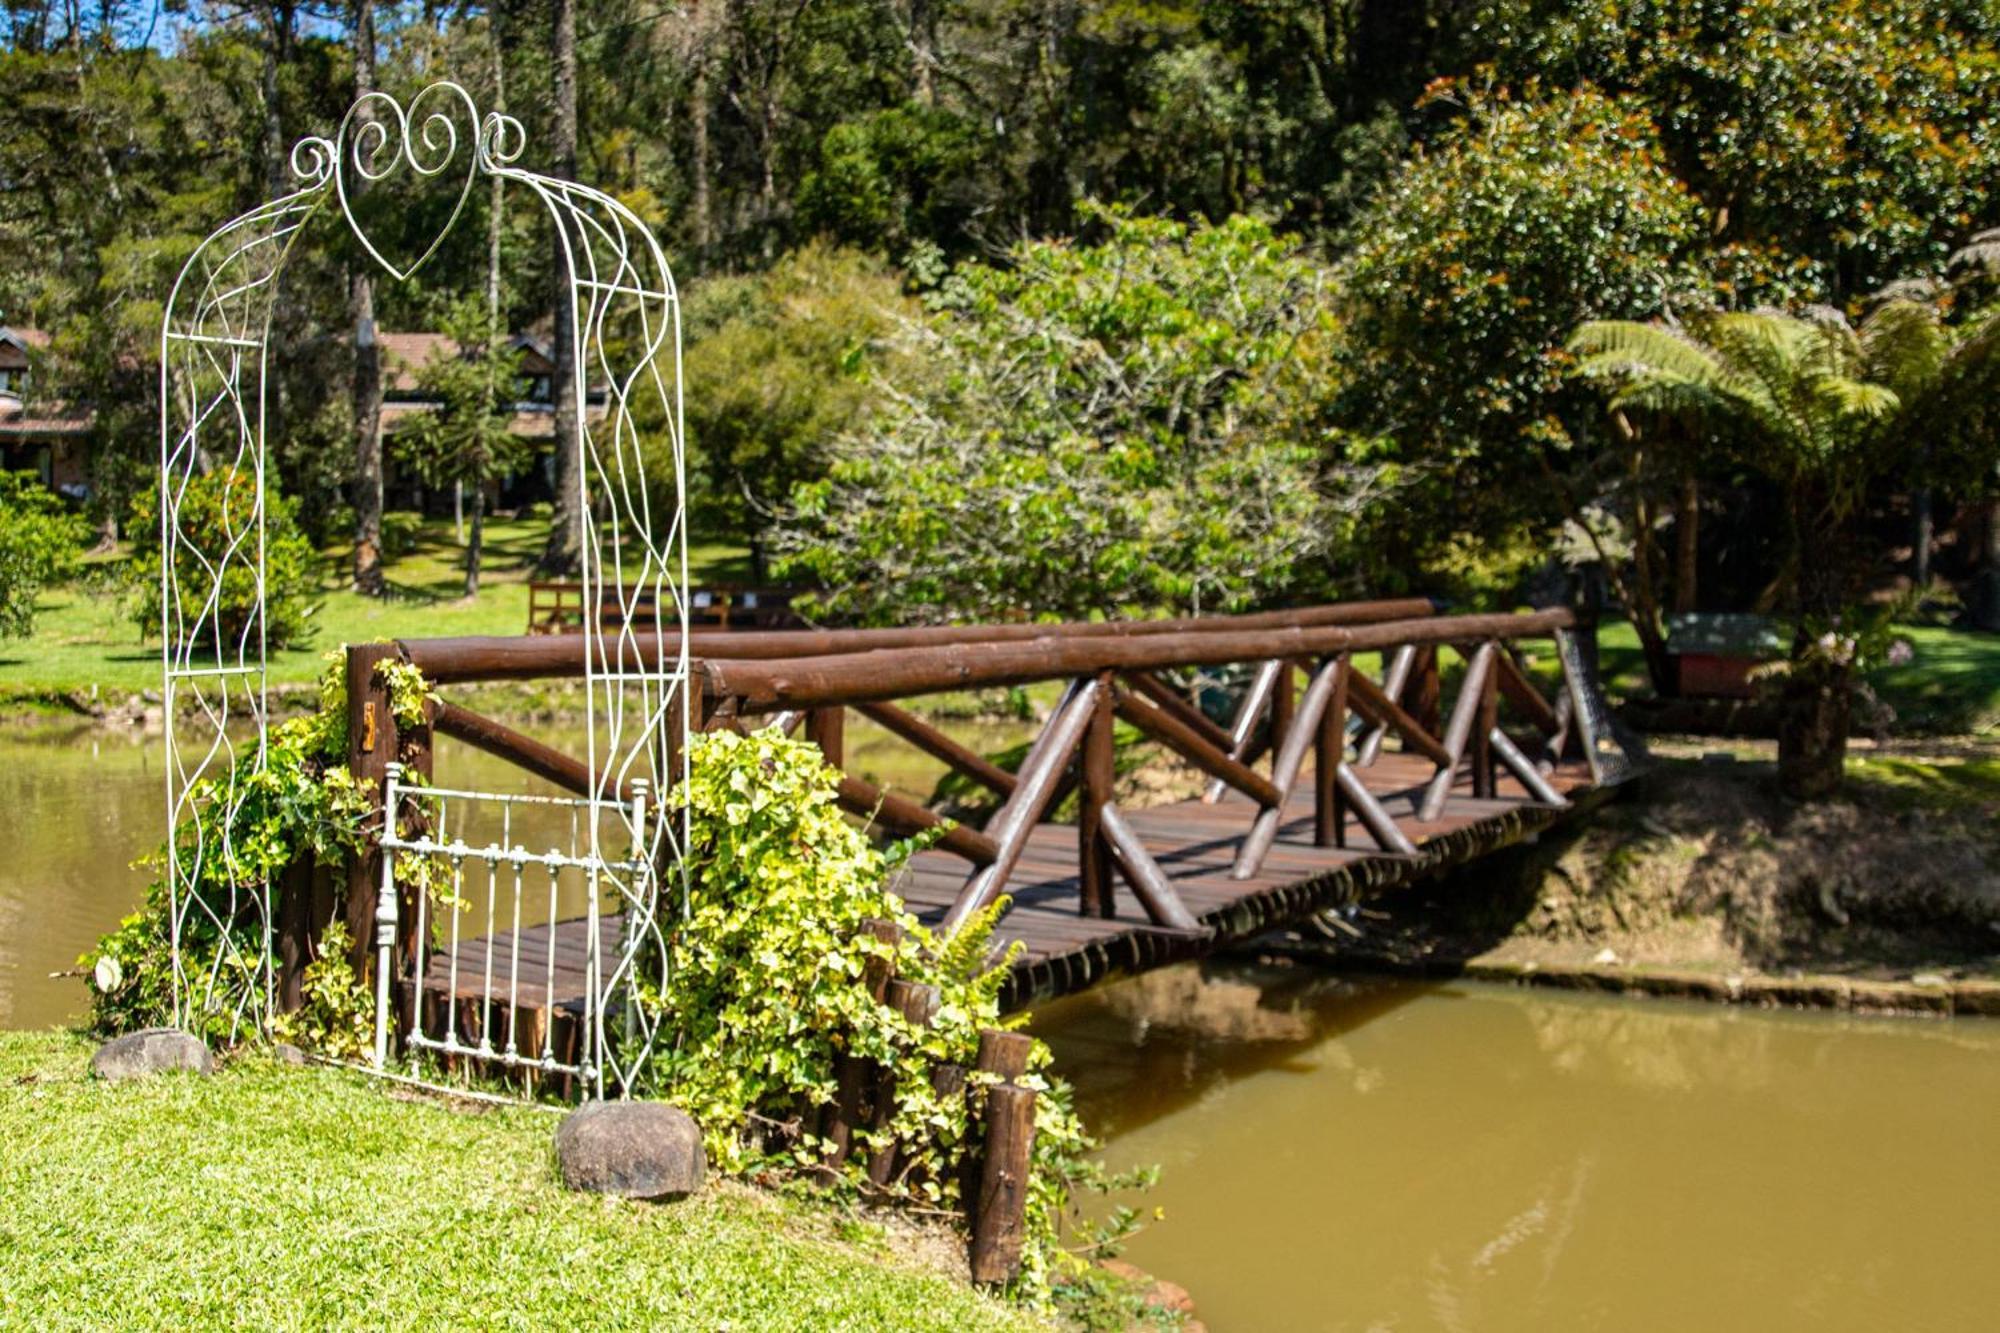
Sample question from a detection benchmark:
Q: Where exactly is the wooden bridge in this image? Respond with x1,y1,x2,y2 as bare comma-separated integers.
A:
309,599,1639,1036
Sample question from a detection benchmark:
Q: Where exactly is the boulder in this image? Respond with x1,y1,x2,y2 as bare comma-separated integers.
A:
554,1100,706,1200
90,1027,214,1082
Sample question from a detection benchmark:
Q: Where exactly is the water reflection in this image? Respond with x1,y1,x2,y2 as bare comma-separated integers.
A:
1035,962,2000,1332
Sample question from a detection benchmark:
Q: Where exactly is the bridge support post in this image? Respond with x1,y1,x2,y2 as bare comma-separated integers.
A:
1077,672,1116,918
1314,655,1350,848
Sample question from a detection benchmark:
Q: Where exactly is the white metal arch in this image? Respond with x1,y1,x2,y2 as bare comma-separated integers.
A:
160,83,688,1083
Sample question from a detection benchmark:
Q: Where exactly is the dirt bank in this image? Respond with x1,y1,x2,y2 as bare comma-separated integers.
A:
1255,737,2000,1012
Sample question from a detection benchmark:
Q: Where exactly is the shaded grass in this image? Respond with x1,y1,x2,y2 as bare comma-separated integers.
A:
0,513,751,697
0,1031,1038,1331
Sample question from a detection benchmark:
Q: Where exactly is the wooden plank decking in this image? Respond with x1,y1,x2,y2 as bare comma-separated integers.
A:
415,749,1601,1025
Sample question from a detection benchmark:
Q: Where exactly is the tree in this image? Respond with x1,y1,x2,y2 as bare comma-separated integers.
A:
395,299,531,597
0,472,85,639
536,0,584,578
349,0,385,595
778,207,1391,624
1568,300,2000,795
676,243,910,581
1333,83,1709,572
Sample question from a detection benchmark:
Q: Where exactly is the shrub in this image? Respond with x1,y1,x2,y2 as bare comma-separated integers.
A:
127,467,320,650
652,726,1147,1302
0,470,86,638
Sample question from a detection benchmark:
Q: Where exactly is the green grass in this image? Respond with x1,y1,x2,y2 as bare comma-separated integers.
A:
0,513,752,698
0,1030,1040,1331
1847,753,2000,812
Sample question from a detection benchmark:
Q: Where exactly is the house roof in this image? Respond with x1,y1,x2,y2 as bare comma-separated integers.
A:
0,326,49,369
378,330,556,396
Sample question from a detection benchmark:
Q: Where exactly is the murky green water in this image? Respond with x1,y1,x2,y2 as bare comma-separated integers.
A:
1035,962,2000,1331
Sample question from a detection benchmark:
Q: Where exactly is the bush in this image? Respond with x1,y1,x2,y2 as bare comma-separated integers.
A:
0,470,86,638
652,726,1147,1303
127,467,320,650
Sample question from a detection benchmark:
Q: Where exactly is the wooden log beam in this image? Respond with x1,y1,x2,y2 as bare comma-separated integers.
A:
834,772,999,865
1077,674,1116,919
941,680,1101,936
1314,656,1349,848
705,610,1577,713
1120,670,1235,752
1113,685,1283,807
1203,658,1281,804
399,599,1439,682
970,1082,1036,1285
1099,804,1202,932
854,700,1018,797
1344,670,1454,768
432,699,627,800
1232,657,1348,880
1355,644,1416,766
1418,642,1497,822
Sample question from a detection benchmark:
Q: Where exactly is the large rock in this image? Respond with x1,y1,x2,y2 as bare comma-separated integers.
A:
554,1100,706,1200
90,1027,214,1082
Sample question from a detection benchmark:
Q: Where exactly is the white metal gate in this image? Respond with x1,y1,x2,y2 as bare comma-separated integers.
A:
160,82,688,1089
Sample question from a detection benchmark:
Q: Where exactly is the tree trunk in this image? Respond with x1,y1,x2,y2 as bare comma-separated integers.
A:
464,482,487,597
349,0,384,595
1777,668,1849,800
1674,473,1699,614
537,0,584,577
689,48,712,259
1973,492,2000,633
908,0,937,105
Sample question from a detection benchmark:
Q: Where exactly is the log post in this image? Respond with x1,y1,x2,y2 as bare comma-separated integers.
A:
344,642,400,979
970,1082,1037,1285
806,705,845,770
868,979,941,1186
823,917,901,1170
1406,644,1442,736
1270,659,1296,760
1077,672,1115,918
275,856,316,1013
1472,643,1501,799
1314,655,1350,848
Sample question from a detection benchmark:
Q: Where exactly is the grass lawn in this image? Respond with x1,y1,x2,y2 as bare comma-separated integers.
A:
0,512,752,698
0,1030,1039,1331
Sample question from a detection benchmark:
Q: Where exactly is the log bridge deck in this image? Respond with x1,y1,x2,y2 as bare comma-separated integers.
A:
353,599,1639,1041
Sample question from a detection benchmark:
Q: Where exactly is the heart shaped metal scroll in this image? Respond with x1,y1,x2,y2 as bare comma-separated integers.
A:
335,81,483,282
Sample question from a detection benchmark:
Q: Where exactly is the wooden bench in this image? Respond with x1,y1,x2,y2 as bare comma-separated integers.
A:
526,581,801,635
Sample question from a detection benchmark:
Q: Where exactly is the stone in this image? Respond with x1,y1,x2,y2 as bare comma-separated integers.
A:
90,1027,214,1082
1100,1259,1198,1317
554,1100,706,1200
271,1042,309,1066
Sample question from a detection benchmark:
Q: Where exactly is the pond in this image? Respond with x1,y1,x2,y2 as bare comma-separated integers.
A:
1035,961,2000,1331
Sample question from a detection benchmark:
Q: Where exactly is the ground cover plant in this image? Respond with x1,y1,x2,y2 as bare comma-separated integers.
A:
0,1030,1041,1332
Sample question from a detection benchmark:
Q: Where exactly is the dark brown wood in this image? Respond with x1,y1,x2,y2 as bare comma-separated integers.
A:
1407,644,1442,735
1121,670,1234,753
823,918,902,1170
1473,644,1501,799
975,1028,1034,1081
1099,804,1201,932
834,772,999,864
400,599,1440,682
868,979,942,1186
705,610,1576,713
433,699,627,800
1345,670,1454,768
943,680,1100,935
275,856,315,1013
1234,656,1347,879
344,643,399,978
1204,657,1281,803
1077,673,1116,919
1419,642,1496,822
1113,685,1283,807
806,705,845,770
1271,659,1297,758
1491,645,1564,736
970,1082,1036,1285
854,699,1018,797
1315,656,1350,849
